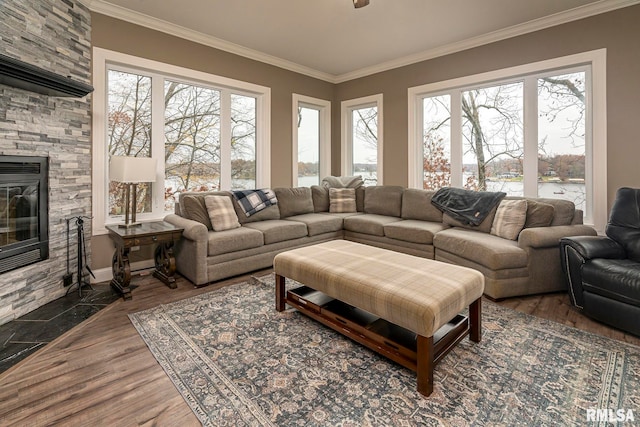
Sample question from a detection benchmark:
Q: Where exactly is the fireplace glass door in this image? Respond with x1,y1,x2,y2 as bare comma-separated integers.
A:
0,156,48,273
0,183,39,246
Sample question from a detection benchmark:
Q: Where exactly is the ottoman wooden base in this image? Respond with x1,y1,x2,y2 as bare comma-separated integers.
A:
273,240,484,397
276,277,481,397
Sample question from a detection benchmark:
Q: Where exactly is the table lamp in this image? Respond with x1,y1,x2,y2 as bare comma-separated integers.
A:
109,156,157,228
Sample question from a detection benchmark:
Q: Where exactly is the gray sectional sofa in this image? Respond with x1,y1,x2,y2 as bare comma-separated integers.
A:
164,185,597,299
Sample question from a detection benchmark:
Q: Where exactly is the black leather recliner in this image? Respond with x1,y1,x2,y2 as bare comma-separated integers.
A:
560,187,640,337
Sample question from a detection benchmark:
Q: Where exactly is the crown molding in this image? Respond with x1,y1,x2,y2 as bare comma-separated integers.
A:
334,0,640,83
87,0,639,84
87,0,336,82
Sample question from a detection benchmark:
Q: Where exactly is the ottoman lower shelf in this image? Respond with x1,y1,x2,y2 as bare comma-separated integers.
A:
285,285,471,375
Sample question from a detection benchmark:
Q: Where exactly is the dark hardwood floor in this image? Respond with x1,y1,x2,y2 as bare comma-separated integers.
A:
0,269,638,426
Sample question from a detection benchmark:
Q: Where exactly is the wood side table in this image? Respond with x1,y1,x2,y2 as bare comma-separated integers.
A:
106,221,184,300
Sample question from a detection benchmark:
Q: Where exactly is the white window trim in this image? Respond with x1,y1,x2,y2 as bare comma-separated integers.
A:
92,47,271,235
291,94,331,187
341,94,384,184
408,49,607,232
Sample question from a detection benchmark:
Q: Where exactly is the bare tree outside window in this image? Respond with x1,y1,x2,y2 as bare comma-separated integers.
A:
423,95,451,190
538,72,586,209
231,94,257,189
164,81,221,210
462,83,524,193
107,69,261,217
107,70,152,217
419,67,589,215
352,107,378,185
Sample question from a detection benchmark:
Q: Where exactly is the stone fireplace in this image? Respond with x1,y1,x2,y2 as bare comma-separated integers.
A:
0,0,92,325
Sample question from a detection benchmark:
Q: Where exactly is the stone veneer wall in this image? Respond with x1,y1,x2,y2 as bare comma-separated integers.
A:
0,0,92,325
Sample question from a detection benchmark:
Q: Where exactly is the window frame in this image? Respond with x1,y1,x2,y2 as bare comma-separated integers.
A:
408,49,607,232
92,47,271,235
291,94,331,187
341,94,384,184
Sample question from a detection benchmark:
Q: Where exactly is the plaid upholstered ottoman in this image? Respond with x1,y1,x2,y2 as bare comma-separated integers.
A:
274,240,485,397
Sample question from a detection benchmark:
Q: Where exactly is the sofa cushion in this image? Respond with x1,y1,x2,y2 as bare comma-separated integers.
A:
285,213,344,237
356,187,365,212
181,195,213,230
524,199,555,228
490,199,528,240
243,220,308,244
383,220,449,244
329,188,357,213
401,189,443,222
536,198,575,226
204,195,241,231
344,214,403,237
274,187,314,218
434,228,528,270
364,186,404,217
207,227,264,256
311,185,330,212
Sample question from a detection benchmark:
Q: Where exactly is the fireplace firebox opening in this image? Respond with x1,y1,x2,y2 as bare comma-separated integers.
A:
0,155,49,273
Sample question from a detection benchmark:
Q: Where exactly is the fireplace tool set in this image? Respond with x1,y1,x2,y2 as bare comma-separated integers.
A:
64,215,95,297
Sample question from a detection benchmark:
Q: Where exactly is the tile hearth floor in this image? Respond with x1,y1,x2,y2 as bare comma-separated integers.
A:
0,284,121,374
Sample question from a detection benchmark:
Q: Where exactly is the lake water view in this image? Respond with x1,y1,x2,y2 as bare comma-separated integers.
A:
166,175,585,215
298,175,585,212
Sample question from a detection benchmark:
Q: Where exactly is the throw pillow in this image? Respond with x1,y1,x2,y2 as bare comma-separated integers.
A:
329,188,357,213
311,185,330,212
181,195,213,230
273,187,314,218
490,199,528,240
204,195,241,231
524,199,555,228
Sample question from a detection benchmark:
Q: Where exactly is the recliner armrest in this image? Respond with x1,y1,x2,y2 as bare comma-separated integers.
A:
560,235,626,260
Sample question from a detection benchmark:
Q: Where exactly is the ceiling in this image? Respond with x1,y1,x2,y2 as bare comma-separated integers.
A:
87,0,638,83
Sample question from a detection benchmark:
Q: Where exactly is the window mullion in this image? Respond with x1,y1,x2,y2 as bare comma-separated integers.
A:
523,76,538,197
151,74,165,213
450,90,462,187
220,90,232,190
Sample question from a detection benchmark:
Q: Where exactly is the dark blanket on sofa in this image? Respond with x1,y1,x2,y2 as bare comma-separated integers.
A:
431,187,506,226
232,189,278,217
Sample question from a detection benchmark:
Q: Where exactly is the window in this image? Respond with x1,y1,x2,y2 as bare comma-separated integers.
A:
341,94,383,185
92,48,271,234
409,50,607,232
292,94,331,186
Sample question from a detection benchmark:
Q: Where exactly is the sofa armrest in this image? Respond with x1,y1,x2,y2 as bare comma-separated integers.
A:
164,214,210,286
559,235,626,260
164,214,207,242
518,224,597,249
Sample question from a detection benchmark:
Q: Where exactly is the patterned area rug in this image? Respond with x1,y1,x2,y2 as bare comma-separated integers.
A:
129,275,640,426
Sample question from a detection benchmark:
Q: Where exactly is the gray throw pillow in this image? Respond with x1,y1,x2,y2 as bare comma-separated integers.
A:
524,199,555,228
181,195,213,230
274,187,314,218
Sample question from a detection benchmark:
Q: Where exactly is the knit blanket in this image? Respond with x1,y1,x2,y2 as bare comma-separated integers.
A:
232,189,277,217
431,187,505,225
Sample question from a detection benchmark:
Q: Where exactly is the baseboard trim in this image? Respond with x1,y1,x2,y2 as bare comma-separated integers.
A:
90,259,156,284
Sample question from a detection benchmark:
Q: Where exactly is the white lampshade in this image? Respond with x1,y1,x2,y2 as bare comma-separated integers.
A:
110,156,157,183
